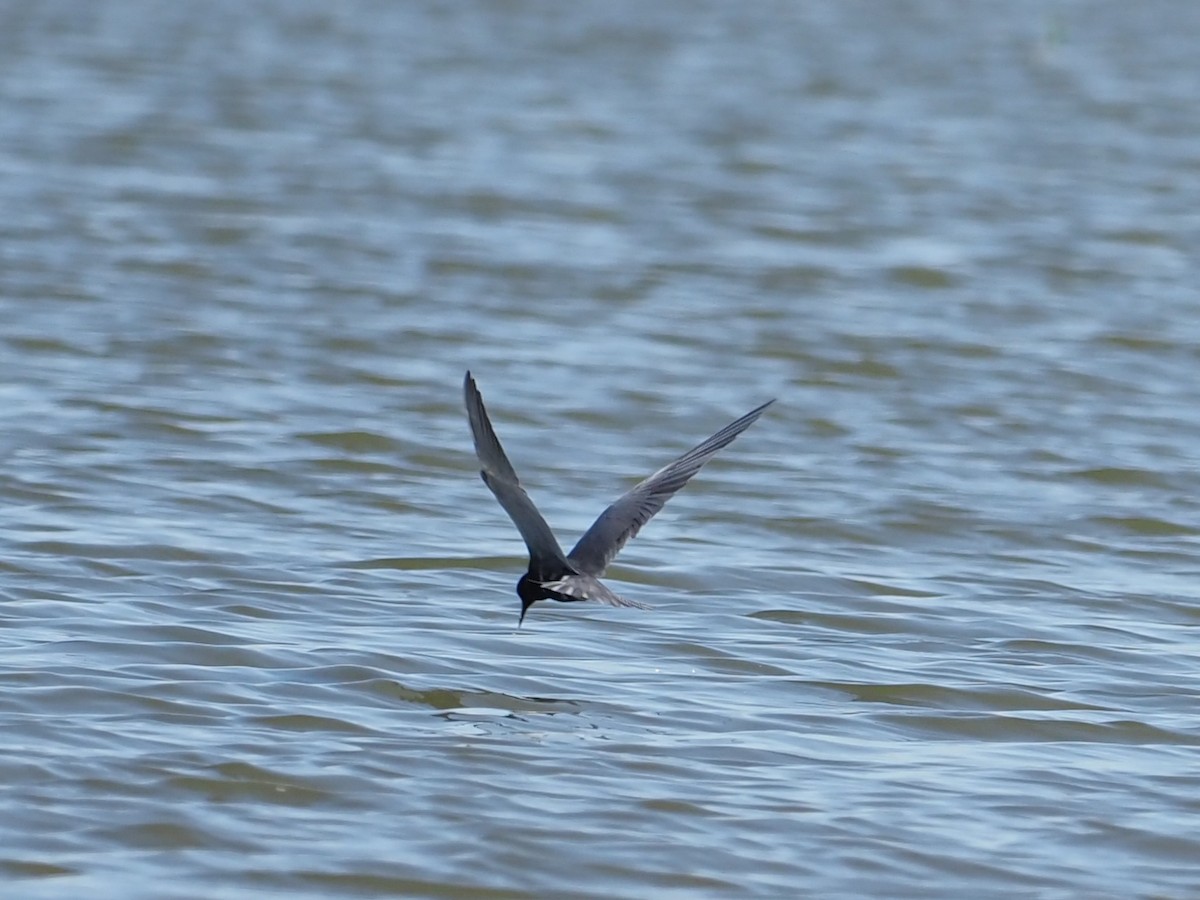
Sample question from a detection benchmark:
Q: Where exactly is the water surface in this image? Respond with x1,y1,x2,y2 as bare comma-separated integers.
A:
3,2,1199,897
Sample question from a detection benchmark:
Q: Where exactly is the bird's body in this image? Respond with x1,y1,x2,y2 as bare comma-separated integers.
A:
463,371,774,625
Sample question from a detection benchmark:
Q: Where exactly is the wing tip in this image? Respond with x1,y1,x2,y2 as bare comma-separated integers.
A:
750,397,777,417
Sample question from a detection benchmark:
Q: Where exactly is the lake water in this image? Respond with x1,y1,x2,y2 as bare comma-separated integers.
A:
3,2,1199,897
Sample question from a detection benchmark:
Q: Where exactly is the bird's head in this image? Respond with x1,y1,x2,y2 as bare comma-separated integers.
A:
516,574,541,627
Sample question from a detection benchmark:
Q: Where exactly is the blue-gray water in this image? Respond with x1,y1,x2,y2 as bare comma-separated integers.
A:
3,2,1200,897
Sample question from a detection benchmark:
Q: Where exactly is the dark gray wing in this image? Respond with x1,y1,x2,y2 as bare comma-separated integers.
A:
567,398,775,576
464,372,569,568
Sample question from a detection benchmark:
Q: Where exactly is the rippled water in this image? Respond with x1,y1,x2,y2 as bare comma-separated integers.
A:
3,2,1200,897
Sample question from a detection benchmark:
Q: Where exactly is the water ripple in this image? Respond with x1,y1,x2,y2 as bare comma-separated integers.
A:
4,2,1200,897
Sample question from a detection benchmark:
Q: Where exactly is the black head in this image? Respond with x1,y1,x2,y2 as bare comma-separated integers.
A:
516,574,543,627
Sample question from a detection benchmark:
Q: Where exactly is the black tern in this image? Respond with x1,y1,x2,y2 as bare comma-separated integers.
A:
464,371,774,625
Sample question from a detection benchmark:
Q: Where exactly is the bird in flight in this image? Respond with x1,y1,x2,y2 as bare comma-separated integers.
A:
463,371,774,625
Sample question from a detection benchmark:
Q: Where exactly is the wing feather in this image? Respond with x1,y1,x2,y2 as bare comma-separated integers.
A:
539,574,651,609
567,398,774,576
464,372,569,568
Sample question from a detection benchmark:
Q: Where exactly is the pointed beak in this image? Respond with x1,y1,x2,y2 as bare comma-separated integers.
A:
517,605,528,628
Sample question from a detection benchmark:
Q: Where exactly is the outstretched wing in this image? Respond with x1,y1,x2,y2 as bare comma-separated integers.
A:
567,398,775,576
464,372,569,568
